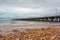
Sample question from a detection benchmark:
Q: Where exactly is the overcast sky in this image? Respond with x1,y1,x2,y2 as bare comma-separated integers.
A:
0,0,60,19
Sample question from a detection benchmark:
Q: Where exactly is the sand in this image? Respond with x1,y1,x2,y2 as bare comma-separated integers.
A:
0,21,60,40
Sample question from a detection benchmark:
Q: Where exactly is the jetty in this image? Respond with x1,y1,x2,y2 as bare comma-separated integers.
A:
12,15,60,22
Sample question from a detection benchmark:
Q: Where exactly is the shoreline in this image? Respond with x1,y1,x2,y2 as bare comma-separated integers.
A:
0,21,60,40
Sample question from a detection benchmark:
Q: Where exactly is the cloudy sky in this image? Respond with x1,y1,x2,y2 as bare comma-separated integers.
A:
0,0,60,19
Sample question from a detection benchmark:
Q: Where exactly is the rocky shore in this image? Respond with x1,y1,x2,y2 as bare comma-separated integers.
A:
0,21,60,40
0,27,60,40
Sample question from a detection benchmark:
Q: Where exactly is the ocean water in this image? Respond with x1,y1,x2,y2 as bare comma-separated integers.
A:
0,20,10,23
0,19,11,23
0,19,24,23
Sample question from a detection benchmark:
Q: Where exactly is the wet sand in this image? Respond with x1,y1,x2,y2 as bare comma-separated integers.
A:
0,21,60,34
0,21,60,40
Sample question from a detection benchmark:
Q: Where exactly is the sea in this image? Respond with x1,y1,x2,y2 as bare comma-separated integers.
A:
0,19,12,23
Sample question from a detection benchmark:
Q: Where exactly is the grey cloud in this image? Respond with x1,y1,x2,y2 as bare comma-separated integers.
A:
0,0,60,18
0,0,60,8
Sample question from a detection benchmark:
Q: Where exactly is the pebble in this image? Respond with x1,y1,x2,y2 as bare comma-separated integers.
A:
0,28,60,40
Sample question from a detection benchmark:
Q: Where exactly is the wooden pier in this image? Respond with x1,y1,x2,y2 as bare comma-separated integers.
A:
13,16,60,22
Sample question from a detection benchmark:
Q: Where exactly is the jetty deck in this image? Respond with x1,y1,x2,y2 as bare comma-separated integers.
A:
13,16,60,22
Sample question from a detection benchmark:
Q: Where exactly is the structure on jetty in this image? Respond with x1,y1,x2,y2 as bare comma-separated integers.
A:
13,8,60,22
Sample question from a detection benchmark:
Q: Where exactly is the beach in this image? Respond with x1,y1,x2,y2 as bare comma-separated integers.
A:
0,21,60,40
